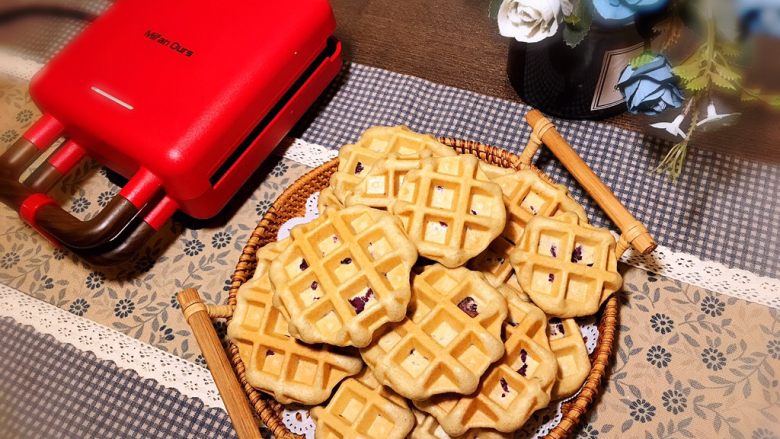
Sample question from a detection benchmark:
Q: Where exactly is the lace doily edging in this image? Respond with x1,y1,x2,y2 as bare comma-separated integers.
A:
0,283,225,409
620,242,780,310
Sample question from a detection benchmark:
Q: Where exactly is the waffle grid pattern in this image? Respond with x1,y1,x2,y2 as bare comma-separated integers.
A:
271,206,416,347
511,213,622,317
228,241,363,404
392,155,505,268
415,296,555,436
311,370,414,439
361,265,507,400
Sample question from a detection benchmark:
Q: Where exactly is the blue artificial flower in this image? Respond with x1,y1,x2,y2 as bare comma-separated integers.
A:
616,55,684,115
738,0,780,38
592,0,668,22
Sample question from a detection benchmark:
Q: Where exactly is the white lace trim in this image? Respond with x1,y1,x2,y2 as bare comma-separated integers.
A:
275,138,338,168
0,49,43,81
0,283,225,410
621,244,780,309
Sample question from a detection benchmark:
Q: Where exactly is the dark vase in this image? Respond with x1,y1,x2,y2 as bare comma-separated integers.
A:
507,20,649,120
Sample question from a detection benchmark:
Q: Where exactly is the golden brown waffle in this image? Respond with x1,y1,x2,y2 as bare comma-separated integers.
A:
415,293,555,436
228,240,363,405
411,410,512,439
344,153,424,210
317,186,344,216
270,205,418,347
330,126,455,204
470,170,587,286
392,154,506,268
311,369,414,439
360,264,507,400
494,170,587,245
548,317,590,400
510,212,622,317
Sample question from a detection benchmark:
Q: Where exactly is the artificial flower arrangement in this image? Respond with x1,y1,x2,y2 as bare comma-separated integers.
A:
492,0,780,179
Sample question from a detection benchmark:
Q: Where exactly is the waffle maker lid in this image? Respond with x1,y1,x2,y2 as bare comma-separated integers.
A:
0,0,342,265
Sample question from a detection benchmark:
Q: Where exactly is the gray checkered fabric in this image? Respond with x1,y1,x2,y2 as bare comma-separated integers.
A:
0,317,237,439
294,64,780,278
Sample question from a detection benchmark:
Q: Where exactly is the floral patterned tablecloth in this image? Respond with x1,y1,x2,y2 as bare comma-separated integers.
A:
1,75,778,439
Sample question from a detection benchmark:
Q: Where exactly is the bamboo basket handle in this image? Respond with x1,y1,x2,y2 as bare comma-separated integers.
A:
524,110,656,255
177,288,262,439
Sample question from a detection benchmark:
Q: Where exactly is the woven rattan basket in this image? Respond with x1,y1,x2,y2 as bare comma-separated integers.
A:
222,141,617,439
178,110,655,439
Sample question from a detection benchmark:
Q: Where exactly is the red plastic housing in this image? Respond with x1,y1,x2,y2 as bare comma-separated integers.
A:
30,0,342,219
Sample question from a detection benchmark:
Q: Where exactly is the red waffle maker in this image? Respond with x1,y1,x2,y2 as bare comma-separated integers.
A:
0,0,342,265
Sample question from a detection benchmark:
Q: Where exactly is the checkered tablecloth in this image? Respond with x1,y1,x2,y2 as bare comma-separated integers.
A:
0,316,236,439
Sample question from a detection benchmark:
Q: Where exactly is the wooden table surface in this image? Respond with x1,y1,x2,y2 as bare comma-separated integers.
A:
331,0,780,164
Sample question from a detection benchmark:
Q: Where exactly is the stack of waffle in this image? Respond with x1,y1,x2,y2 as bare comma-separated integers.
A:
228,126,622,438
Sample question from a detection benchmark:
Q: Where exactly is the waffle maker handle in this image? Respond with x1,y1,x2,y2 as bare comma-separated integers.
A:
0,115,175,260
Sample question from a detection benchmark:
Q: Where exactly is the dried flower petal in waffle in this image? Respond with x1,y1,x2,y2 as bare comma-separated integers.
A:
548,317,590,400
330,125,455,204
228,240,363,405
270,205,418,347
311,369,414,439
411,409,512,439
470,170,587,286
510,212,622,317
414,294,555,436
392,154,506,268
360,264,507,401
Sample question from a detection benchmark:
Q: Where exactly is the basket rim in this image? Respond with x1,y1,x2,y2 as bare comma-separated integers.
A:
225,140,619,439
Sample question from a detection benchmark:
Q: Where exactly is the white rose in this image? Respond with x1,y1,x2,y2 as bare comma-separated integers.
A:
497,0,562,43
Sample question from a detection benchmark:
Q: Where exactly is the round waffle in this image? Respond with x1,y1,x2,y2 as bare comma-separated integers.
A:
391,154,506,268
411,409,512,439
311,368,415,439
360,264,507,401
414,292,555,436
330,125,455,205
228,239,363,405
270,205,418,347
510,212,623,317
470,169,587,286
548,317,590,400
